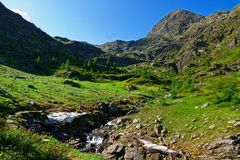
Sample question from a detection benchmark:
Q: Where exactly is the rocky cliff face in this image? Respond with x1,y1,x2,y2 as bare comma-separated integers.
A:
100,5,240,71
175,6,240,70
147,10,204,39
99,9,204,62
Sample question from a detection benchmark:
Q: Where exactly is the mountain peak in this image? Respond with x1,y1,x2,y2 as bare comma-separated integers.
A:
147,9,204,39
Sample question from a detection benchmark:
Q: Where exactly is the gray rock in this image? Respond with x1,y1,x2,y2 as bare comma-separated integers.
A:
135,124,142,130
161,128,168,137
133,118,140,124
155,117,163,123
154,124,163,135
228,120,240,127
192,119,197,122
150,153,163,160
164,94,172,99
124,148,143,160
102,144,125,159
209,124,216,130
174,99,184,104
201,132,240,159
202,103,209,109
6,119,14,124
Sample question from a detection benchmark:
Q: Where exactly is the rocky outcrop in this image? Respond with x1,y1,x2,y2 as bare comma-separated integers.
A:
175,6,240,71
200,133,240,159
147,10,204,39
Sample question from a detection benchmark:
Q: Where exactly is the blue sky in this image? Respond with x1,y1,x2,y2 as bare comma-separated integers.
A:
1,0,239,44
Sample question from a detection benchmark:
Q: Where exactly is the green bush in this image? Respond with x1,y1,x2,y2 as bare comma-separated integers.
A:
216,80,239,104
171,80,180,99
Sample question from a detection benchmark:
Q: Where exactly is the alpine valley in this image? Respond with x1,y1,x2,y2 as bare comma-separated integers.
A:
0,2,240,160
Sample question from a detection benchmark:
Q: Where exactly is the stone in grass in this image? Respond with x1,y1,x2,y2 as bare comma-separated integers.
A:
192,119,198,122
174,99,184,104
133,118,141,124
42,139,50,142
155,117,163,123
195,106,199,109
209,124,216,130
135,124,142,129
228,120,240,127
6,119,14,124
164,94,172,99
202,103,209,109
154,124,163,135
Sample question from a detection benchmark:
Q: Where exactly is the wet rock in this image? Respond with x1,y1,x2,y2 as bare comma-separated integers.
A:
109,103,119,116
98,102,109,112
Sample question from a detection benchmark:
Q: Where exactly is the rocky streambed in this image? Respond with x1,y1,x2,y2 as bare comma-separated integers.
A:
6,99,240,160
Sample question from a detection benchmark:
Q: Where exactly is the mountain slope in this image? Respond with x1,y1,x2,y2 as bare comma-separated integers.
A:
147,10,204,39
0,2,103,74
99,10,204,62
174,5,240,70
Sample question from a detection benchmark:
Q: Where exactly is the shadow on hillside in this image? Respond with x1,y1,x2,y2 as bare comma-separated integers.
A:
0,88,31,117
0,127,70,160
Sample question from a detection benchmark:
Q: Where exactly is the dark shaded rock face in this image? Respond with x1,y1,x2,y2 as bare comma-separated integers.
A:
0,2,103,74
200,133,240,160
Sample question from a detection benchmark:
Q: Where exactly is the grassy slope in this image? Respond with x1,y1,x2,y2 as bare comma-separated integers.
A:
0,64,157,115
127,71,240,157
0,52,239,159
0,64,158,160
0,124,104,160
